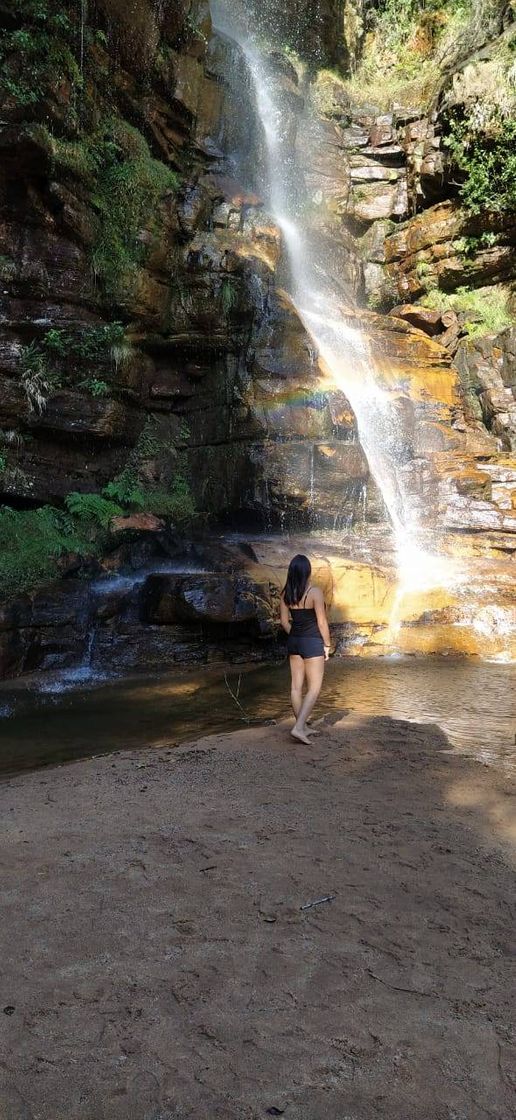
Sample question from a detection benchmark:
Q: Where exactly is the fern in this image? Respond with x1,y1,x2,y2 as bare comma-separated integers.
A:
0,504,99,598
103,472,146,509
20,342,61,414
65,492,123,528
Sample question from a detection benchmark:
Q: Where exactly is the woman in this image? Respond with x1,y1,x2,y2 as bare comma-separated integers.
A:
280,554,331,745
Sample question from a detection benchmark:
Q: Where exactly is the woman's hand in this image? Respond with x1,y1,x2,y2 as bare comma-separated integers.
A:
324,644,330,661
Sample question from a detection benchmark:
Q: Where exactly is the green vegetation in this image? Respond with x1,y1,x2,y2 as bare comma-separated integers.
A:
219,278,237,317
17,323,128,409
415,259,438,293
0,256,16,283
453,231,500,256
90,120,179,297
43,119,180,297
104,417,196,522
43,323,126,359
64,491,123,527
107,475,196,521
0,1,81,108
337,0,467,110
20,342,62,414
0,505,101,598
444,114,516,216
440,22,516,216
0,461,196,597
79,377,110,398
421,284,515,337
330,1,506,112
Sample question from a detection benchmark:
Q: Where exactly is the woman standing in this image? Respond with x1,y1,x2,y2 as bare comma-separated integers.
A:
280,554,331,745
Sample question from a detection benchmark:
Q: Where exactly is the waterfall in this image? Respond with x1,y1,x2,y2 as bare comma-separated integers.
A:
212,1,460,606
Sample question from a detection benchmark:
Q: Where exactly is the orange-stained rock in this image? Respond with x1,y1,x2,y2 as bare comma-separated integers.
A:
384,201,516,301
110,514,165,534
232,533,516,660
389,304,445,335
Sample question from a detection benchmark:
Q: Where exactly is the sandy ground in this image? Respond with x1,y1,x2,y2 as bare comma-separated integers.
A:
0,711,515,1120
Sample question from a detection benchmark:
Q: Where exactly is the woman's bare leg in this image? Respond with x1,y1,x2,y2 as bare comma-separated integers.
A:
289,655,305,720
291,656,325,744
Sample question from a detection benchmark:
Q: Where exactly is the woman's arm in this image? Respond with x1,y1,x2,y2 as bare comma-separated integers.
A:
312,587,331,655
279,595,291,634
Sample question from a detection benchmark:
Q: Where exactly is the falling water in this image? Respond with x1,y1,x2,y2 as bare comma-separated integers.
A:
212,1,460,614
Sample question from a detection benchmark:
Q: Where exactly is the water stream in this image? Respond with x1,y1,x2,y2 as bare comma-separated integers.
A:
1,659,514,776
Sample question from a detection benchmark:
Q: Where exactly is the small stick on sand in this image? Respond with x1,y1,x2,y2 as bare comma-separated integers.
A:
300,893,336,911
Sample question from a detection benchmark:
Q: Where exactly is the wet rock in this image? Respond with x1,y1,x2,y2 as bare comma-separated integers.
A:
143,573,274,631
27,393,142,444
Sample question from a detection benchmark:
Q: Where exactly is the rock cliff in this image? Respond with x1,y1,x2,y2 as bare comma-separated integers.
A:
0,0,514,677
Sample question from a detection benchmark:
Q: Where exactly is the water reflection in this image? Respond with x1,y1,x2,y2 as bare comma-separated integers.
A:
0,658,514,777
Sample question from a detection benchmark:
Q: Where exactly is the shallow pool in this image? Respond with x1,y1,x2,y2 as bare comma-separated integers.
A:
0,657,514,777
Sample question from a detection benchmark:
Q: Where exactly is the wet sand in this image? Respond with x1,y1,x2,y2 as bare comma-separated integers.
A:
0,712,515,1120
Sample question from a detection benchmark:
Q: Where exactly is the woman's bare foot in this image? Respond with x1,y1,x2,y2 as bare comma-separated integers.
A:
305,726,321,736
291,725,310,745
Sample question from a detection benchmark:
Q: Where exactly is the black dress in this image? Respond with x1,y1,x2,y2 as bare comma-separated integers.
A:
286,587,325,659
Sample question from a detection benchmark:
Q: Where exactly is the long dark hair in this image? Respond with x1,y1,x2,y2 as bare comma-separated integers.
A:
283,554,311,607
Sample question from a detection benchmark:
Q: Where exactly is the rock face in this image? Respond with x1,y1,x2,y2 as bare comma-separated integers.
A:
384,202,516,303
0,0,514,678
454,330,516,451
0,1,368,528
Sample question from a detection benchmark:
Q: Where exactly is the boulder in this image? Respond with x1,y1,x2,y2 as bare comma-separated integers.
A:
389,304,444,335
143,573,274,631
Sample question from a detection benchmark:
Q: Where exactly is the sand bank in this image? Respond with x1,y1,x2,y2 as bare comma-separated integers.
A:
0,713,514,1119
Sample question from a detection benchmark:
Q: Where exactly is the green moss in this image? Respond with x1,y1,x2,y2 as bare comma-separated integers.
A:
88,119,179,298
66,119,179,295
421,284,515,337
39,119,180,298
219,278,237,317
0,1,81,108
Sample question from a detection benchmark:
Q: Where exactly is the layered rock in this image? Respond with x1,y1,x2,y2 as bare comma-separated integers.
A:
0,0,514,681
454,330,516,451
384,202,516,302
